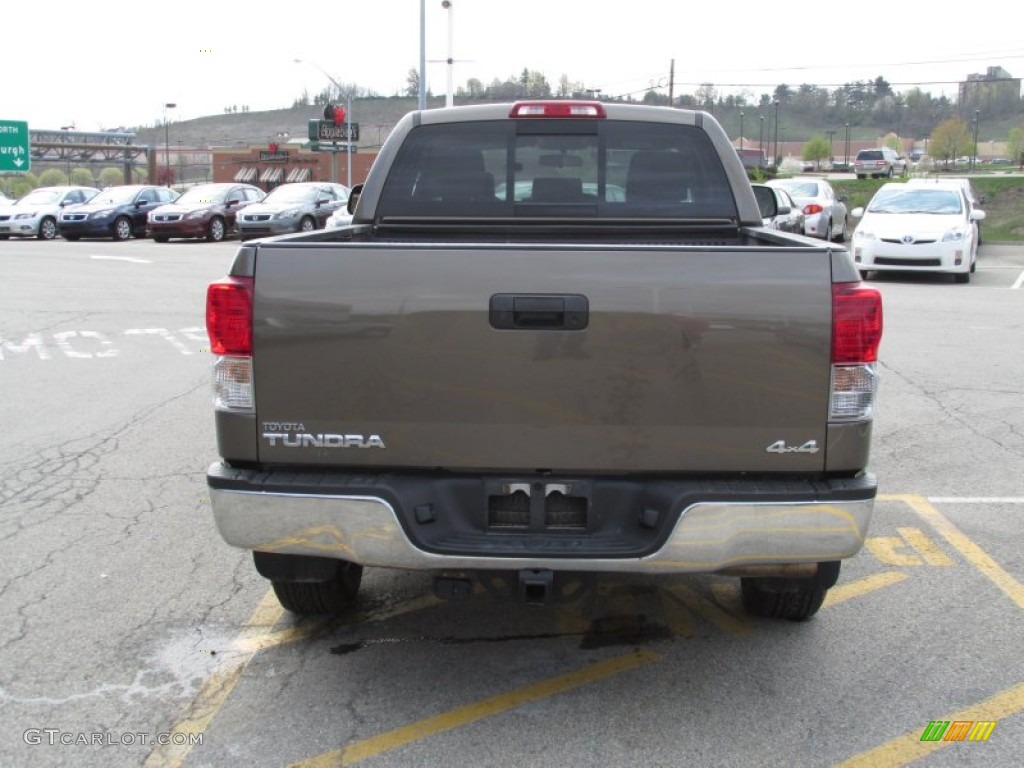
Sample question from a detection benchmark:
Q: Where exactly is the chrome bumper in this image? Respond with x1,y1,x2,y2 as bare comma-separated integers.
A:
209,469,875,574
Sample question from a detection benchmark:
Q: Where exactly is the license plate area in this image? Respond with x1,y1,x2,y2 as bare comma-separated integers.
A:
487,481,589,531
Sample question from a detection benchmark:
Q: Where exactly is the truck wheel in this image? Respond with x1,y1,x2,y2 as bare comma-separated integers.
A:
271,561,363,615
740,561,840,621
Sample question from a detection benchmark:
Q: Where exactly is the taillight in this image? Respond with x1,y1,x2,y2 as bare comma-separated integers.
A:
509,101,606,118
832,283,882,363
206,276,253,355
830,282,883,421
206,276,255,412
804,204,824,215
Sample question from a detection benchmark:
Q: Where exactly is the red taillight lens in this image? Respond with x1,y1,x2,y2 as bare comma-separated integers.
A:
804,204,824,215
206,276,254,355
832,282,882,363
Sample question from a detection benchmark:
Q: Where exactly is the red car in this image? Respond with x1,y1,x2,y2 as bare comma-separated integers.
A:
147,183,264,242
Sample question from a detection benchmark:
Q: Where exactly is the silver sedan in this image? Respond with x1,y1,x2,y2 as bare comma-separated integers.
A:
765,177,849,242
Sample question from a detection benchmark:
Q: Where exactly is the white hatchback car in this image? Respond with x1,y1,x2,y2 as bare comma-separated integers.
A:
0,185,100,240
851,181,985,284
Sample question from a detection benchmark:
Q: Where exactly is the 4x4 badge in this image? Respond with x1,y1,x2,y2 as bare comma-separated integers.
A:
766,440,819,454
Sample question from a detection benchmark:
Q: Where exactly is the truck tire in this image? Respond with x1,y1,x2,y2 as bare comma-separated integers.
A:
740,561,840,621
271,561,363,615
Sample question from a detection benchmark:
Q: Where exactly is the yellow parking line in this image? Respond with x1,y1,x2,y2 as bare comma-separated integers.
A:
822,571,909,609
290,649,662,768
896,527,953,566
145,590,444,767
834,681,1024,767
143,589,285,768
895,494,1024,612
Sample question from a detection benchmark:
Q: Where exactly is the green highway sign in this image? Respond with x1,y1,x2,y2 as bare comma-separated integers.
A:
307,119,359,142
0,120,30,173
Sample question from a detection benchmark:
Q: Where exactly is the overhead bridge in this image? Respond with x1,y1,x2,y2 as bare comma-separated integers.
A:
28,129,155,183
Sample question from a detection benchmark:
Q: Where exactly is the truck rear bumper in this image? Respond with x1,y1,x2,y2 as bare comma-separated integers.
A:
207,464,876,573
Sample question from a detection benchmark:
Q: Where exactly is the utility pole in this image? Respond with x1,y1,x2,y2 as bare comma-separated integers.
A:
668,59,674,106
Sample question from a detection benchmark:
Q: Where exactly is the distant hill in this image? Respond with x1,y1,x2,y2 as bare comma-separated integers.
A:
134,97,446,151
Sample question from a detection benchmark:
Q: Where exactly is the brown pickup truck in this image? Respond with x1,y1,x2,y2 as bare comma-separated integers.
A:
205,100,883,620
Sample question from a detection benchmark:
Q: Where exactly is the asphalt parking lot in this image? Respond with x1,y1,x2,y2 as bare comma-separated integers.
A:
1,238,1022,767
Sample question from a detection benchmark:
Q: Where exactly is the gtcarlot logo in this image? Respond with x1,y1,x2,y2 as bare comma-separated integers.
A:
920,720,997,742
23,729,203,747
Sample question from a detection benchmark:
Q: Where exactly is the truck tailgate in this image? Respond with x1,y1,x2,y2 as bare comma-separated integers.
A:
253,242,833,473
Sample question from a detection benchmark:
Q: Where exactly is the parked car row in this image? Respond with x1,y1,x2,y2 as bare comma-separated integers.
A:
0,182,350,242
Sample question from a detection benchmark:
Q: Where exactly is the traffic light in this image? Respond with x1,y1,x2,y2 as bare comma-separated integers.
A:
323,104,346,125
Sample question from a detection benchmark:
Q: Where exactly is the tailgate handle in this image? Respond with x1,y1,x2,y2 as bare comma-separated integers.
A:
490,294,589,330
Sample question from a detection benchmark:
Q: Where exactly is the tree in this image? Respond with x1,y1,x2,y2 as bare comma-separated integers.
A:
882,133,901,152
99,167,123,188
405,68,420,99
928,117,972,165
695,83,717,110
802,135,831,169
11,176,36,197
38,169,69,186
70,168,95,187
524,70,551,99
1007,126,1024,168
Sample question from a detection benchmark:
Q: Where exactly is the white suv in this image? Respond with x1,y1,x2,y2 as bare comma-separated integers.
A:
853,148,908,179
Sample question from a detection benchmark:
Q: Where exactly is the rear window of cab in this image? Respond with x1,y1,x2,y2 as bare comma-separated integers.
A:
377,120,738,220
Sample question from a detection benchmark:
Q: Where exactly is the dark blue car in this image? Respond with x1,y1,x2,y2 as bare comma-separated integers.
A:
58,185,179,240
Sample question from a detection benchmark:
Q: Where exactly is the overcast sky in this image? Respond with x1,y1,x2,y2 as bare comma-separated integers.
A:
5,0,1022,133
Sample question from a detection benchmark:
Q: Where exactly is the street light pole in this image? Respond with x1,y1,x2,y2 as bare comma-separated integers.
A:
739,112,744,152
61,124,74,182
163,103,176,186
971,110,980,172
826,130,836,166
419,0,426,110
295,59,353,188
759,115,764,163
441,0,454,108
773,100,779,168
845,123,850,166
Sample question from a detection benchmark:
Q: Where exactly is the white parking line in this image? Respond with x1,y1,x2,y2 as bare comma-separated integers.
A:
89,254,152,264
928,497,1024,504
1012,270,1024,290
